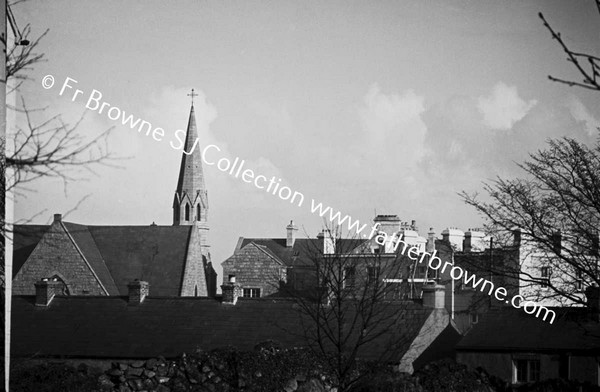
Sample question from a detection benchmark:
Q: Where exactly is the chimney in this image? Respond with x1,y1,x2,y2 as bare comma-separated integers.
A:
421,283,445,309
464,229,486,252
323,229,335,255
286,220,298,247
586,285,600,321
53,213,62,223
426,228,436,253
513,228,522,247
35,278,62,306
221,275,242,305
552,231,562,255
373,215,400,238
127,280,149,305
441,228,464,251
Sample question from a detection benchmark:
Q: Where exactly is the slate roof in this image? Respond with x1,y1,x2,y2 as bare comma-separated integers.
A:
11,295,437,361
13,223,194,296
237,238,372,267
456,307,600,353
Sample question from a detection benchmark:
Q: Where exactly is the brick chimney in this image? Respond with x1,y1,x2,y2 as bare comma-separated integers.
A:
586,285,600,318
127,280,149,305
442,228,464,251
221,275,242,305
35,278,62,306
286,220,298,247
53,213,62,223
464,229,486,252
513,228,522,247
426,228,436,253
422,283,445,309
373,215,401,238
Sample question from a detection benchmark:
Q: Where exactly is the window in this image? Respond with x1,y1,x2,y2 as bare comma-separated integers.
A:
367,266,378,282
243,288,261,298
470,313,479,324
344,267,356,288
417,266,427,279
576,270,584,292
541,267,551,278
540,267,551,288
514,358,540,383
184,203,190,221
196,204,201,221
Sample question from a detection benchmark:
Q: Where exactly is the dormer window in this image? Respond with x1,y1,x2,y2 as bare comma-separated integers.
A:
196,204,201,220
185,203,190,221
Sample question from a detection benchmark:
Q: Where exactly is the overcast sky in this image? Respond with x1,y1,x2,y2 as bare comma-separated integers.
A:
11,0,600,280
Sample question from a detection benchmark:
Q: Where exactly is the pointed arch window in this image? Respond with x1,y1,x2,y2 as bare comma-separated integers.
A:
185,203,190,221
196,204,201,221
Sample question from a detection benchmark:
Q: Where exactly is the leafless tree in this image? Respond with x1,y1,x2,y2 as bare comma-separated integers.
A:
280,225,431,391
540,0,600,91
461,137,600,307
1,5,117,382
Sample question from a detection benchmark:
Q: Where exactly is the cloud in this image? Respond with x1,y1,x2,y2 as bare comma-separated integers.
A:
566,95,600,136
359,84,427,159
477,82,537,130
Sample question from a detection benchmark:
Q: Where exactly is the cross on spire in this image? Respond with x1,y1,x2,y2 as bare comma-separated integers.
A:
187,88,198,106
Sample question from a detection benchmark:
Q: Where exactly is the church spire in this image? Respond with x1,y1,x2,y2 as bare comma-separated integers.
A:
173,100,208,227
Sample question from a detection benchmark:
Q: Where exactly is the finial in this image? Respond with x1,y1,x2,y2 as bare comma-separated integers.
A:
187,88,198,107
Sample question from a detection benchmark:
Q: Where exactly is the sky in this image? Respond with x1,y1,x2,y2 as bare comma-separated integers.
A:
10,0,600,282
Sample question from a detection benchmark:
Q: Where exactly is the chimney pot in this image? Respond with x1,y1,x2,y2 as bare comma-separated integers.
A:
127,280,149,305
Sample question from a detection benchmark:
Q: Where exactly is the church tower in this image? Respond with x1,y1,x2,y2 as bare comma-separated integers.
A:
173,94,209,255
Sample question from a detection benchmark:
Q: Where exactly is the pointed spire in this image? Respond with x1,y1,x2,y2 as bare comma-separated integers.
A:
173,103,208,226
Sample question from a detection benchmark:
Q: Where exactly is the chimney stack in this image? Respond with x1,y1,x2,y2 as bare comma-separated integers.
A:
35,278,62,306
513,228,522,247
421,283,446,309
323,229,335,254
286,220,298,247
586,285,600,316
373,215,400,238
221,275,242,305
426,228,436,253
53,213,62,223
441,228,464,251
464,229,486,252
127,280,149,305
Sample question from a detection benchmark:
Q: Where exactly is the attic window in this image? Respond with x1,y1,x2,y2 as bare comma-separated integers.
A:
243,288,261,298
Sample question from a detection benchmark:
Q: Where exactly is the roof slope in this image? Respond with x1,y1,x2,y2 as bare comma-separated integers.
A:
87,225,193,296
456,307,600,353
12,295,435,361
